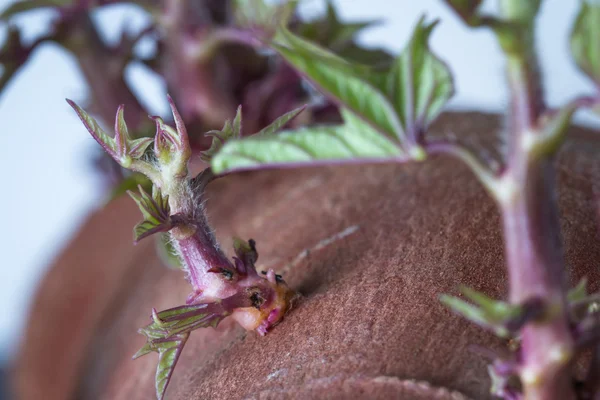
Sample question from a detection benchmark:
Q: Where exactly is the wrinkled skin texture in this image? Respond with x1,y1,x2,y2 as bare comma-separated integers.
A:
12,112,600,400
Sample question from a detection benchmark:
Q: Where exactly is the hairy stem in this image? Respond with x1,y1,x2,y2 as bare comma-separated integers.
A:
498,1,575,398
500,160,574,399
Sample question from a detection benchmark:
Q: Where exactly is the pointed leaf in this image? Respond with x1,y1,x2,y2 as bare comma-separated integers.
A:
114,105,130,157
440,287,530,338
69,100,154,166
211,108,404,174
255,105,306,137
232,105,242,137
571,0,600,87
127,185,173,242
568,278,589,303
128,137,154,159
439,294,510,337
153,334,188,400
67,99,118,159
273,28,404,141
387,17,454,137
200,106,243,162
133,296,257,399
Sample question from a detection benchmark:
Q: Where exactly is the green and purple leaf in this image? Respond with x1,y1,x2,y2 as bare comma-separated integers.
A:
202,104,307,165
127,185,175,243
211,18,454,174
152,96,191,162
211,108,404,174
134,295,255,399
200,106,243,162
67,100,153,166
387,17,455,139
570,0,600,88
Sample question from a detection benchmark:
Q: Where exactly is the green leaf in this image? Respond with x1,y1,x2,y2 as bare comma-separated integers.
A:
211,108,404,174
273,28,403,141
200,106,243,162
153,334,188,400
568,278,588,303
440,294,504,335
571,0,600,86
127,185,174,243
133,303,233,399
68,100,153,167
255,105,306,137
440,286,524,338
68,99,118,159
386,17,455,137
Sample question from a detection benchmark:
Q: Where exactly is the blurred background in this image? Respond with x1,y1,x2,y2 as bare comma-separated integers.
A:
0,0,596,395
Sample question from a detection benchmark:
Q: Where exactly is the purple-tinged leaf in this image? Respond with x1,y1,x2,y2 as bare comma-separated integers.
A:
166,95,190,158
68,100,153,166
200,106,243,162
114,105,129,158
133,332,189,400
67,99,118,159
386,17,454,140
133,294,256,399
127,185,174,243
151,98,191,167
211,108,405,174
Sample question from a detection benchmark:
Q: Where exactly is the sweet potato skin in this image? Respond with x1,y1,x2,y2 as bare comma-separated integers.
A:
13,112,600,400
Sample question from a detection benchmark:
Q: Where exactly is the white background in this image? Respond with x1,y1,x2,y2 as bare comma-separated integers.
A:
0,0,596,362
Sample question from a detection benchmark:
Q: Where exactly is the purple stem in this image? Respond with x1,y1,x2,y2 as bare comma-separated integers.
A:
175,226,233,294
498,12,575,398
